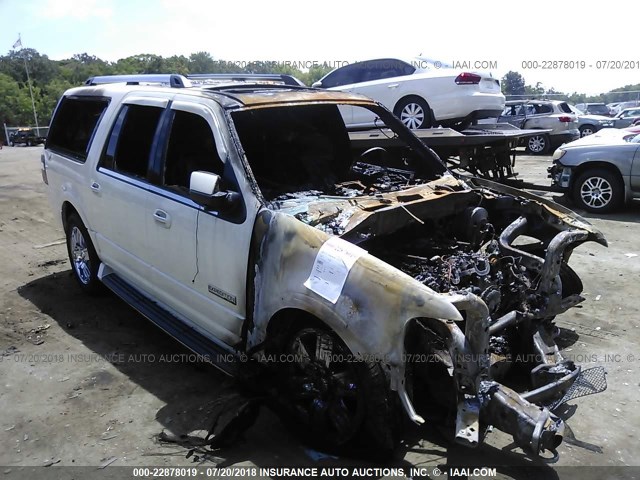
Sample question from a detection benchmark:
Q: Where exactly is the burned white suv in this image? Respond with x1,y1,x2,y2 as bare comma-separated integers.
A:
43,74,606,458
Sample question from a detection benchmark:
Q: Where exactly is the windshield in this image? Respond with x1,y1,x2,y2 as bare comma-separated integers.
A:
231,103,447,202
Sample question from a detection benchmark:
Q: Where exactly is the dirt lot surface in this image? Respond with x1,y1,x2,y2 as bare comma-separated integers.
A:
1,146,639,479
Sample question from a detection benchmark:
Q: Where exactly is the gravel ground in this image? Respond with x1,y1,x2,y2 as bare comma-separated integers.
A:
0,145,639,479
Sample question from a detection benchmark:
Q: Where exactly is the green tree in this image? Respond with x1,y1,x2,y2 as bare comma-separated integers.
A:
501,71,526,96
524,81,545,96
189,52,216,73
0,73,33,126
113,54,164,74
301,64,333,86
163,55,190,75
58,53,112,84
0,48,58,87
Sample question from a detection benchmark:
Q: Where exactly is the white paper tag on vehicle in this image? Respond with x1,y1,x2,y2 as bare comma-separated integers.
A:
304,237,367,304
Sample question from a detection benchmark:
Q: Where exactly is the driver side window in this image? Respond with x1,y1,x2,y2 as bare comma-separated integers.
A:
162,110,224,195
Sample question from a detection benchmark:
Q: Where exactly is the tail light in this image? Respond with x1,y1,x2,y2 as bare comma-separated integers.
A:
455,72,481,85
558,116,573,123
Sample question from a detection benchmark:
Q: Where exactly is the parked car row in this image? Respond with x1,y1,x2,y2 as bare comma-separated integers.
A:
609,106,640,128
575,102,612,117
498,100,580,154
496,99,640,157
608,100,640,116
579,101,640,117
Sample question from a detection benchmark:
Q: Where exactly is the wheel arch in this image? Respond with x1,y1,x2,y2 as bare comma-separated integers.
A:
393,94,430,113
570,161,625,192
392,94,435,127
61,201,98,246
61,201,81,232
264,307,357,355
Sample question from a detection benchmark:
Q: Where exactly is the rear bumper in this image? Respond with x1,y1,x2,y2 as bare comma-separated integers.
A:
441,109,504,127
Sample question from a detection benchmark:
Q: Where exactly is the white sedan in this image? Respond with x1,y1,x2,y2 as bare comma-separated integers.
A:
312,57,505,130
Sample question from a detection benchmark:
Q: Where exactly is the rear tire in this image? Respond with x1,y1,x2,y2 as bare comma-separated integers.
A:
572,168,623,213
525,133,550,155
394,96,433,130
579,125,596,137
65,213,102,293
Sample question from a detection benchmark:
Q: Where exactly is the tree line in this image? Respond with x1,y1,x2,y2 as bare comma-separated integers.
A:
501,70,640,104
2,49,639,128
0,49,333,127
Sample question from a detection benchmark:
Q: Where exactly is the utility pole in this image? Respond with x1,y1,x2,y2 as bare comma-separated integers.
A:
14,34,40,135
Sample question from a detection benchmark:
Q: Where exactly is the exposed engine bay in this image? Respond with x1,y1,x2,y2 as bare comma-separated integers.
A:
233,101,608,458
366,208,524,318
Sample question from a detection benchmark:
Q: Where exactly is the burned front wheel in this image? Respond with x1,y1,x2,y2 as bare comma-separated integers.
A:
282,327,401,455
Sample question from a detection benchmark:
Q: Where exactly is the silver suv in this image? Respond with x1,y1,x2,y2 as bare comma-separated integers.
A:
499,100,580,154
42,74,606,458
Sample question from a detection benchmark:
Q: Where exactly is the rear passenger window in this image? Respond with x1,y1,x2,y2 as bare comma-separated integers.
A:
102,104,163,178
46,96,109,162
559,103,572,113
162,110,224,194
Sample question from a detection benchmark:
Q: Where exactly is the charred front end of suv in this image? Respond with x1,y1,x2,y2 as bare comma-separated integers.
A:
248,175,606,457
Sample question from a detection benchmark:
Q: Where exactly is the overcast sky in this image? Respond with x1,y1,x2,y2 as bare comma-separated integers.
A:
1,0,639,96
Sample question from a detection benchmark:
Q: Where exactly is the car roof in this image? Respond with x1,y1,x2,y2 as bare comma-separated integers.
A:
64,82,376,110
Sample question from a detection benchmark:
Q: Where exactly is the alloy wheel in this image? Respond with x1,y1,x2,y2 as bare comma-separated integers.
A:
70,226,92,284
579,176,613,209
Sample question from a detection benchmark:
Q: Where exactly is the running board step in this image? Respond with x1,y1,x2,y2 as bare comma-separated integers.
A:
100,271,240,377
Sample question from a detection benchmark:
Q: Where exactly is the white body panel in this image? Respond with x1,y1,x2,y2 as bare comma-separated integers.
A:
319,58,504,127
44,86,259,349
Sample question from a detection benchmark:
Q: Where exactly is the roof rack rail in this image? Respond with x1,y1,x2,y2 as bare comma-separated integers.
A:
186,73,305,86
85,74,191,88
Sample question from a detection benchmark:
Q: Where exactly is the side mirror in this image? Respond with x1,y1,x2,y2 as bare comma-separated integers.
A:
189,171,240,212
311,80,322,88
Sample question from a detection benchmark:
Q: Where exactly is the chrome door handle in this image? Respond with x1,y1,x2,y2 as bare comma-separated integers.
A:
387,83,399,89
153,209,171,227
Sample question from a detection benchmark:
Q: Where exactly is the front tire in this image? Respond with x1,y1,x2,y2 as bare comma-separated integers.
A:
572,168,623,213
281,326,401,456
394,96,433,130
525,133,550,155
65,213,101,293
